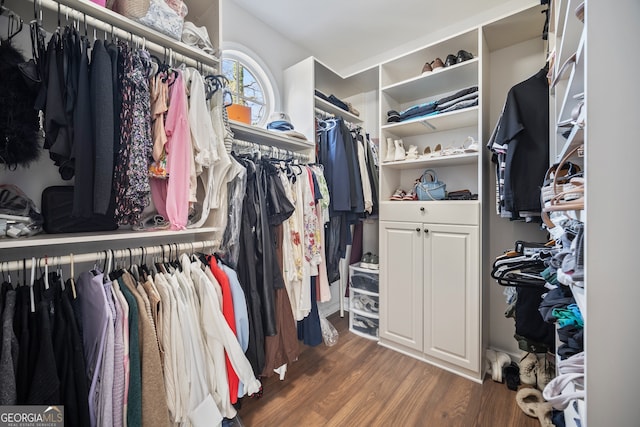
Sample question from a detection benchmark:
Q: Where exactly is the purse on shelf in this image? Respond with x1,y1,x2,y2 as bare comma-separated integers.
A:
415,169,446,201
41,186,119,234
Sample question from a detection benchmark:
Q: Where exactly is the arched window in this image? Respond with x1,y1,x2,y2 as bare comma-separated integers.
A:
221,47,276,127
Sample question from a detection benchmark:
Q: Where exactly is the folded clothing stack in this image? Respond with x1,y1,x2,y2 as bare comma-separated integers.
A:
387,85,478,123
315,89,360,116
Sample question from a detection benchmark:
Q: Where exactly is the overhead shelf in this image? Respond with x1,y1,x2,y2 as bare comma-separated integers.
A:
381,58,479,103
229,120,315,151
39,0,219,69
381,106,478,138
0,227,220,250
314,96,363,123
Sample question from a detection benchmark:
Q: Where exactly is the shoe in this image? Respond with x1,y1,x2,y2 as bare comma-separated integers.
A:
504,362,521,391
402,189,417,201
133,214,170,231
406,145,418,160
394,139,406,161
367,254,379,270
423,146,432,157
444,54,458,67
456,49,474,63
519,352,539,386
421,62,433,74
390,189,406,201
463,136,479,152
516,388,555,427
387,110,400,123
486,349,511,382
431,58,444,71
431,143,442,157
384,137,395,162
536,354,555,391
360,252,373,269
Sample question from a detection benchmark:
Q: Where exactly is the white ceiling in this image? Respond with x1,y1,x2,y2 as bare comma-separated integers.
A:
229,0,527,73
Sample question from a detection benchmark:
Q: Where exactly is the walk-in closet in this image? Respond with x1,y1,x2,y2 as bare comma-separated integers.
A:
1,0,637,426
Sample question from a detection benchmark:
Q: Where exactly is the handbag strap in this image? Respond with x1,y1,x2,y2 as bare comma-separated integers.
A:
421,169,438,183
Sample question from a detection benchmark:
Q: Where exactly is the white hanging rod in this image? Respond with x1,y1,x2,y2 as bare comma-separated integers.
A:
314,107,360,131
232,138,310,162
34,0,218,73
0,239,217,272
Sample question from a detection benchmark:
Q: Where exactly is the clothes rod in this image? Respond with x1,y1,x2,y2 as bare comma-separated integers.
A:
0,239,217,272
232,138,310,162
35,0,218,71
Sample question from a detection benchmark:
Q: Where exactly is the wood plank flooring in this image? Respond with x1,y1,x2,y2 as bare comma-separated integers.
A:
237,313,541,427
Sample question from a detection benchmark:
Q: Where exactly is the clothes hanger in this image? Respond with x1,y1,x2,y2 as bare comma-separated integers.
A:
29,257,36,312
69,252,77,299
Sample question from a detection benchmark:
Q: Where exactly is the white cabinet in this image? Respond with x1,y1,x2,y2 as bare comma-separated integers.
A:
377,23,485,382
379,204,480,379
422,223,479,372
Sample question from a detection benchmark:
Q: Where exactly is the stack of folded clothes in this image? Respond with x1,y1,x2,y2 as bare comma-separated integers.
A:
387,85,478,123
315,89,360,116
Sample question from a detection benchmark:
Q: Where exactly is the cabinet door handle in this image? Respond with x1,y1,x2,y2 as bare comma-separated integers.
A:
419,207,425,212
424,229,429,234
415,228,421,233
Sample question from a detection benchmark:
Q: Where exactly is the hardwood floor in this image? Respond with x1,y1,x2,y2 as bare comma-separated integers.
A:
237,313,541,427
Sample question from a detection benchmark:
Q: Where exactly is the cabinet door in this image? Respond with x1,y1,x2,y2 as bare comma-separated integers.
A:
422,224,480,372
379,221,424,351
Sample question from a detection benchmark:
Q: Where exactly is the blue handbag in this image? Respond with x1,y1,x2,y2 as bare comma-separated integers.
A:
415,169,446,201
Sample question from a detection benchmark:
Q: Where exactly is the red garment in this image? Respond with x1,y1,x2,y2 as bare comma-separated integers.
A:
208,257,239,404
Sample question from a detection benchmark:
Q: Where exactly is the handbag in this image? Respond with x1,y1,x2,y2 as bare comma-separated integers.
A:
415,169,446,201
41,186,119,234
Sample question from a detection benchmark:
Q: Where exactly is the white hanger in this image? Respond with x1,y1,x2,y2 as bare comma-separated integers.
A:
29,256,36,313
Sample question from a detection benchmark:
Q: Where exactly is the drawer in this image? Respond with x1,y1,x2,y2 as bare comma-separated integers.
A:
350,291,379,318
351,312,379,339
379,200,479,225
349,269,379,294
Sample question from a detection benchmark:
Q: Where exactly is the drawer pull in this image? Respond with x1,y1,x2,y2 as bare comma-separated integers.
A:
424,229,429,234
415,228,421,233
419,207,425,212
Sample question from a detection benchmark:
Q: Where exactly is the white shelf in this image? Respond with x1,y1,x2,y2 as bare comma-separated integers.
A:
41,0,218,68
229,120,314,151
0,227,220,249
556,0,583,74
381,152,478,170
314,96,363,123
556,32,585,126
381,58,479,103
349,263,380,274
381,106,479,138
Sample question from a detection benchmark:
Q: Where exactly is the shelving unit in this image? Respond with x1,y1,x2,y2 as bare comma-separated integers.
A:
348,263,380,341
548,1,586,426
229,120,315,152
1,0,221,262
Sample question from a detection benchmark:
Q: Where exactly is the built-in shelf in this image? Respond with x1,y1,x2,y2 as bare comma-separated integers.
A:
314,96,363,123
381,106,479,138
381,58,479,103
229,120,314,151
0,227,220,249
555,112,584,163
40,0,218,68
381,152,478,170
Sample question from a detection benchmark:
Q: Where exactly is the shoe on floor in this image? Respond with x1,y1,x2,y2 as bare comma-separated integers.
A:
519,352,539,386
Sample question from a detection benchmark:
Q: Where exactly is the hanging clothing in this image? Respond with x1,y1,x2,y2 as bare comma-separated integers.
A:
488,68,549,220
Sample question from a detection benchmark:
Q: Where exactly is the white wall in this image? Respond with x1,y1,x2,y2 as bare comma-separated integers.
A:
220,0,311,111
486,37,548,356
339,0,538,76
